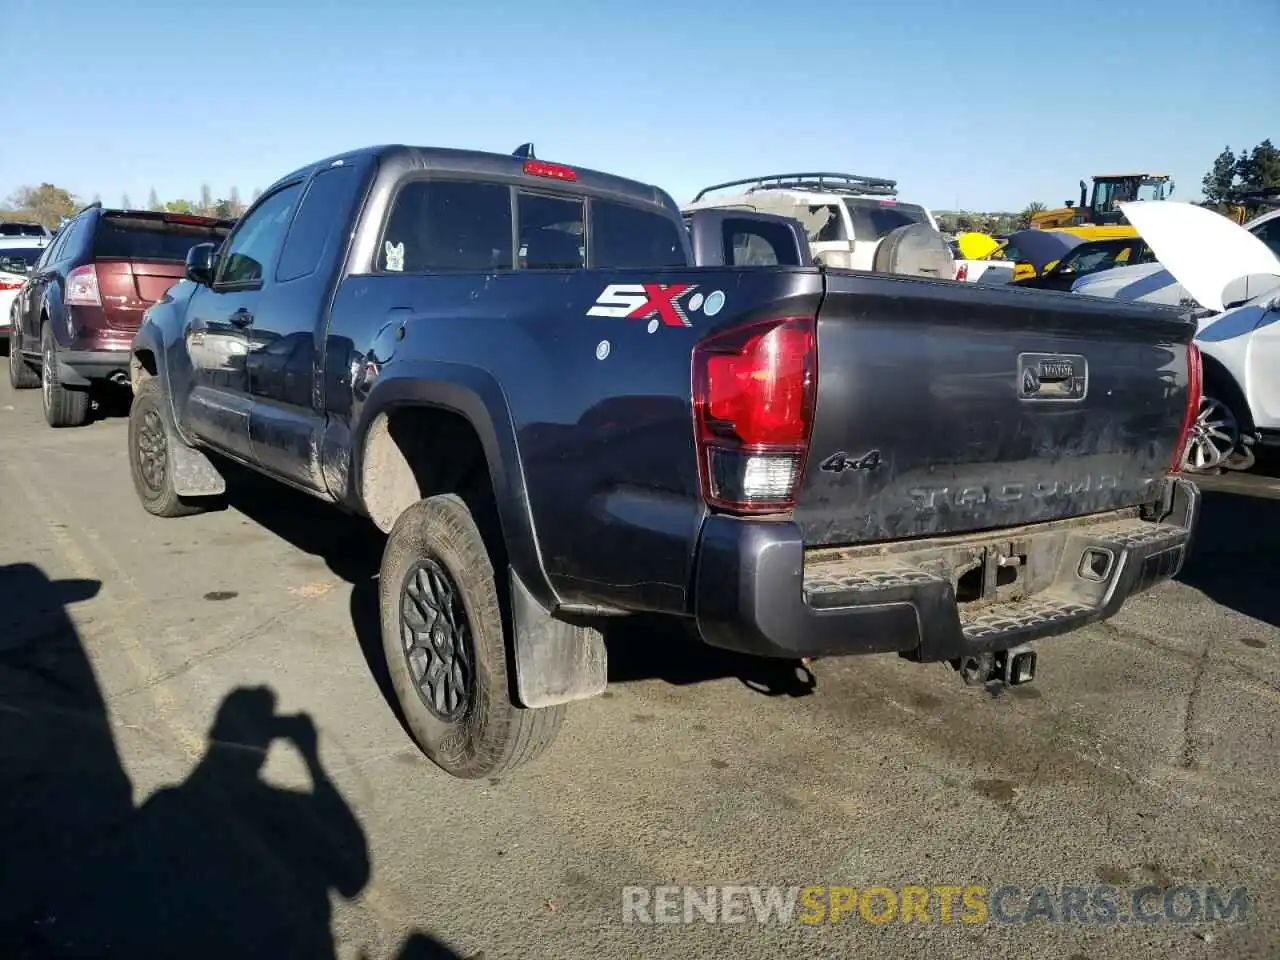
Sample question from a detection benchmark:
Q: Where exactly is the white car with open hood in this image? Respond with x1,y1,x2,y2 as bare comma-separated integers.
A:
1113,201,1280,472
1072,205,1280,308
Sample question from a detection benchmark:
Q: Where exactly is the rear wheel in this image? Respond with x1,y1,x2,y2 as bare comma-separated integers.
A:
380,494,565,779
7,331,39,389
41,326,90,427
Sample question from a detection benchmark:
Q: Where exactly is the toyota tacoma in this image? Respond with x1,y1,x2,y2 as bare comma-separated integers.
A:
127,143,1202,779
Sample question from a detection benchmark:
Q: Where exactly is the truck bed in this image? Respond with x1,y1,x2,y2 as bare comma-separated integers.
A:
794,270,1196,546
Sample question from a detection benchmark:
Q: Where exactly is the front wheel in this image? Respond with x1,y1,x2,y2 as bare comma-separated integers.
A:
128,377,205,518
380,494,565,779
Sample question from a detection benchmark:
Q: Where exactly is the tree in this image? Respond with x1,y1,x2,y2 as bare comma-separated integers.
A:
148,187,162,211
1018,202,1046,229
1201,147,1238,206
250,187,263,203
213,198,235,219
228,186,243,217
164,198,194,214
121,192,132,210
1236,139,1280,193
198,184,213,216
4,183,81,228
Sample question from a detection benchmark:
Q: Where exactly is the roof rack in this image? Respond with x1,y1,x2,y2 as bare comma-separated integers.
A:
693,172,898,203
1230,186,1280,207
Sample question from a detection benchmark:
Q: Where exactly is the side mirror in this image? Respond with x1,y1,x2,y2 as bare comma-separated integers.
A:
185,242,217,286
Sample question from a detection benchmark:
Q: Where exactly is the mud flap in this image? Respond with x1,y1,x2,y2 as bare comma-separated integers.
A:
509,568,607,708
169,443,227,497
154,379,226,498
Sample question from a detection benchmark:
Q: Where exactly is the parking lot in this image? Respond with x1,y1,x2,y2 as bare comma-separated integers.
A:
1,386,1278,959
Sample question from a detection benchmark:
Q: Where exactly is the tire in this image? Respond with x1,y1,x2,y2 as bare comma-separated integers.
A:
41,325,90,427
1222,443,1256,472
7,332,39,389
380,494,565,779
128,377,205,518
872,223,955,279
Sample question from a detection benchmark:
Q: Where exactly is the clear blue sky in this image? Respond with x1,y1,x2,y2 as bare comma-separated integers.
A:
3,0,1277,212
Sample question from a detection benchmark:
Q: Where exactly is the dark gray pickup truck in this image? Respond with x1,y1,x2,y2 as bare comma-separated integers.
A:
128,143,1202,779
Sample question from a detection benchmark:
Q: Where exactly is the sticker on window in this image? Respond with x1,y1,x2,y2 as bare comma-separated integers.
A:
384,240,405,272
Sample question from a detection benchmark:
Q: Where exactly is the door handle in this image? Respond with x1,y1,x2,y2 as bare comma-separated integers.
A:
229,308,254,328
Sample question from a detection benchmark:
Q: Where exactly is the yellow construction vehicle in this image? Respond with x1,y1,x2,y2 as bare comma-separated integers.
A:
1031,173,1174,232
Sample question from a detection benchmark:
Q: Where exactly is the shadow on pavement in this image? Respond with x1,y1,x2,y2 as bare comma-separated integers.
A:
1178,481,1280,627
602,614,817,697
0,561,460,959
218,468,815,700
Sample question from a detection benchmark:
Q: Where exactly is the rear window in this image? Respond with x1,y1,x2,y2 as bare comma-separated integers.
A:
378,182,687,272
518,192,584,269
591,199,686,269
0,222,47,237
379,180,513,272
844,199,930,241
95,215,231,262
0,247,44,273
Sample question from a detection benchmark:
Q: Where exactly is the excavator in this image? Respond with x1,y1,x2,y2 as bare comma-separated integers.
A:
1030,173,1174,239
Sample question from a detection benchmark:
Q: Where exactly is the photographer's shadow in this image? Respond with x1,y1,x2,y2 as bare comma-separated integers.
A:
0,562,459,960
51,686,372,958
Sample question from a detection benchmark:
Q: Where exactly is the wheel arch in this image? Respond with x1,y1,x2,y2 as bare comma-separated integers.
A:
1199,349,1255,435
353,364,558,612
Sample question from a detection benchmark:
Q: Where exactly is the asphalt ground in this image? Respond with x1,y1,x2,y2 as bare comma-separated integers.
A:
1,380,1277,960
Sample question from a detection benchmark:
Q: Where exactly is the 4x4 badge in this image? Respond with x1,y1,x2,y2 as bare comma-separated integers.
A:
821,450,882,473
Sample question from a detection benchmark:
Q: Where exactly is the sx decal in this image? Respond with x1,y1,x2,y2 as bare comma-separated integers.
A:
586,283,726,328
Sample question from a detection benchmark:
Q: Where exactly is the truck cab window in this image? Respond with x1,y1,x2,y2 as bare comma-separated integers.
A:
217,184,302,286
591,199,686,269
379,180,513,272
277,165,358,282
518,192,584,269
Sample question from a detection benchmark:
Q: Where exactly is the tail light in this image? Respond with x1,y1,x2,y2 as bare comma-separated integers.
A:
0,276,24,291
64,264,101,307
1172,342,1202,472
692,316,817,514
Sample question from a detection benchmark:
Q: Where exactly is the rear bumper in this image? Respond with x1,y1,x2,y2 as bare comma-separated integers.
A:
693,476,1199,661
57,348,130,387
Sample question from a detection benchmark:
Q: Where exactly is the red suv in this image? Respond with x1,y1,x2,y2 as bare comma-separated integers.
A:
7,204,233,427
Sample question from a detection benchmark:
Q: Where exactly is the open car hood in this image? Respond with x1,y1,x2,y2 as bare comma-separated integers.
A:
956,232,1001,260
1120,200,1280,313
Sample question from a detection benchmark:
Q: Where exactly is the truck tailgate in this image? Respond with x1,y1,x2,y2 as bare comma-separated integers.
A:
794,272,1196,546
